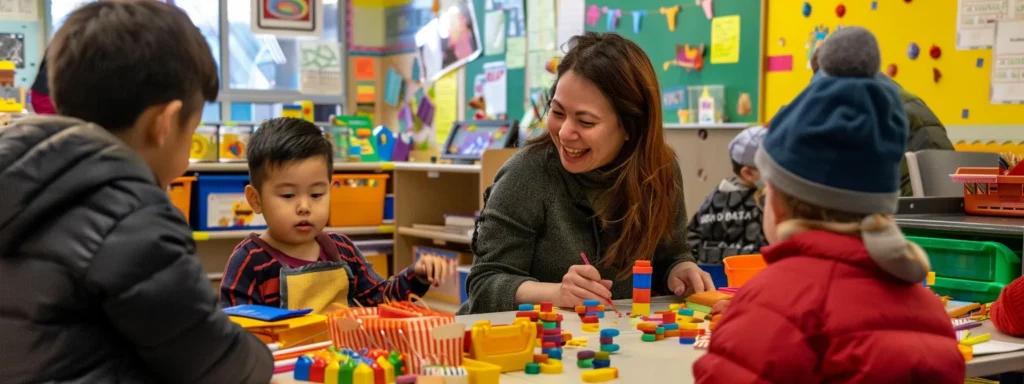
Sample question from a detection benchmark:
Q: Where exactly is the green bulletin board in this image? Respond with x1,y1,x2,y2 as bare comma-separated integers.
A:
461,0,527,123
584,0,763,123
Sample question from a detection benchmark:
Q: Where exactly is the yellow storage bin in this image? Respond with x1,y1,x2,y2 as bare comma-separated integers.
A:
329,174,389,227
364,253,390,278
168,176,195,224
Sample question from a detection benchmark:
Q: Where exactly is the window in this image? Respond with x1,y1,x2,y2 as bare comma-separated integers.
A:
226,0,340,91
48,0,95,36
202,102,222,122
174,0,222,70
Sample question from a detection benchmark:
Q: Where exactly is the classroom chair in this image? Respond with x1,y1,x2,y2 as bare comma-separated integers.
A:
905,150,999,197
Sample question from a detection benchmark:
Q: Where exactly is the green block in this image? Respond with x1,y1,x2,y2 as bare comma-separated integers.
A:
656,326,665,335
525,362,540,374
641,334,656,342
542,321,557,329
577,359,594,368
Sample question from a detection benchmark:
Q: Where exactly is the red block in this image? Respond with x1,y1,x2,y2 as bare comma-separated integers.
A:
633,288,651,303
585,305,605,313
516,311,539,321
540,302,553,312
662,311,676,324
680,330,699,338
542,342,557,349
543,328,562,335
582,315,599,323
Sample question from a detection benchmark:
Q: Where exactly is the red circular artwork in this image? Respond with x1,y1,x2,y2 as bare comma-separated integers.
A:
929,45,942,59
836,4,846,17
885,64,898,78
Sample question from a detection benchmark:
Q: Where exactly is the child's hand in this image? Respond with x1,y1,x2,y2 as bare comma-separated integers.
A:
711,298,731,315
413,255,449,286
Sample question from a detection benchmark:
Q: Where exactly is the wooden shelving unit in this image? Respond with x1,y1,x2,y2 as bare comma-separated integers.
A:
193,225,394,241
396,227,472,245
188,162,393,173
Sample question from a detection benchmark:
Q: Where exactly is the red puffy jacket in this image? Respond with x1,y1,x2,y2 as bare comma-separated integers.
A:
693,230,964,383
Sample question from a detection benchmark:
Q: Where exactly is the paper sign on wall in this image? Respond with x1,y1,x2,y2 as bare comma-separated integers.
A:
710,15,741,64
990,19,1024,103
485,10,507,56
354,57,375,81
384,67,404,106
299,40,342,95
0,0,38,22
483,61,508,116
252,0,324,37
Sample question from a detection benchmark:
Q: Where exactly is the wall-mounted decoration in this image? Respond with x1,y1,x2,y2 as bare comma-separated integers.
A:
252,0,324,37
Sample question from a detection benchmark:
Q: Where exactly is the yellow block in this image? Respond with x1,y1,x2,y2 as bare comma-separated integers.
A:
468,318,537,373
632,303,651,316
462,358,501,384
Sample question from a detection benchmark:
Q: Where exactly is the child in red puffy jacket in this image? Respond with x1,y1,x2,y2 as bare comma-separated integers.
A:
693,27,964,383
991,278,1024,336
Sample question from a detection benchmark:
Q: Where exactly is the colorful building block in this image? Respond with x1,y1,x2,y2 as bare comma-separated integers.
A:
582,367,619,383
633,303,651,317
525,362,540,374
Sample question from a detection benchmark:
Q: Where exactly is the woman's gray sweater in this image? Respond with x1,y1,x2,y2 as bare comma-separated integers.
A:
458,143,695,314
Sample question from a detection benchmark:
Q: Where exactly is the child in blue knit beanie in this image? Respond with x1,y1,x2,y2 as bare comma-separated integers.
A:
694,27,965,383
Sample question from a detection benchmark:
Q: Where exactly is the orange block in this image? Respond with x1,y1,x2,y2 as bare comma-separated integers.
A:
534,354,549,363
680,330,699,338
665,330,680,337
633,288,651,303
637,322,658,332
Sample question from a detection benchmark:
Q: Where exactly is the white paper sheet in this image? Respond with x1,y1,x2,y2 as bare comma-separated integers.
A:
0,0,38,22
483,61,508,116
556,0,586,51
973,340,1024,355
956,0,1024,50
991,19,1024,103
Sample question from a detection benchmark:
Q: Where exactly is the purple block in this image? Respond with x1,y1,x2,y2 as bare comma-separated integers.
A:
543,334,563,343
600,336,614,344
391,133,411,162
416,96,435,126
577,350,596,360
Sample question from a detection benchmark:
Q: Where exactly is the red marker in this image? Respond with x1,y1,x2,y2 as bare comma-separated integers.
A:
580,252,621,316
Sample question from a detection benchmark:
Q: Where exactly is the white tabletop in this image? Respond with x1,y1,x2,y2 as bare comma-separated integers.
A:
273,296,1023,382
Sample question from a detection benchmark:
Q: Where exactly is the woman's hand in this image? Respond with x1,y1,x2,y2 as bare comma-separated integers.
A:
667,261,715,296
554,265,613,308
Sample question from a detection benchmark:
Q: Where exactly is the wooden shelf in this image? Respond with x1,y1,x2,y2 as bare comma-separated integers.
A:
193,225,395,241
207,272,223,281
397,227,472,244
392,162,481,173
188,162,394,173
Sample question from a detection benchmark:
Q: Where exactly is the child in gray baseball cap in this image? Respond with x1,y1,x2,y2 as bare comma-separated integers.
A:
685,125,769,265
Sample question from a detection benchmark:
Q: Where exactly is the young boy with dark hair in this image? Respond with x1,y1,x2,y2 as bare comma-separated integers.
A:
0,1,272,383
220,117,447,313
686,126,768,264
694,27,963,383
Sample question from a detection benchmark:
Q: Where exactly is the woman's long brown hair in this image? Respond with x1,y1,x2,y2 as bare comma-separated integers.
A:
529,32,679,278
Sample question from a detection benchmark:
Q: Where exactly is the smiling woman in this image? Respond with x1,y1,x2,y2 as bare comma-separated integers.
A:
460,32,714,315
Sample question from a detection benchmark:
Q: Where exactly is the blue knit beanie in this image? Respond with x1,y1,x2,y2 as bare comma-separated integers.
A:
755,26,908,214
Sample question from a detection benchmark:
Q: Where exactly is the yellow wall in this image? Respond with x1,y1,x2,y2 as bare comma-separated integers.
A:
764,0,1024,125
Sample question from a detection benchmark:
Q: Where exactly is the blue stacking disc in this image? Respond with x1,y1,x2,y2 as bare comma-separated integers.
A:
546,349,563,360
633,273,652,289
593,359,611,368
600,329,620,337
599,344,620,353
677,308,694,316
595,311,605,318
679,337,696,345
518,304,535,311
662,323,679,331
582,299,601,306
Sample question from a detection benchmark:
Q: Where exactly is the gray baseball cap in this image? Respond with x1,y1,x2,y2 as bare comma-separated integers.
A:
729,125,767,167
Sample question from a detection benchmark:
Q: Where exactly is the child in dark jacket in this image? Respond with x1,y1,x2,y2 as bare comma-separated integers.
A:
686,126,768,264
693,27,964,383
0,1,271,383
220,118,448,313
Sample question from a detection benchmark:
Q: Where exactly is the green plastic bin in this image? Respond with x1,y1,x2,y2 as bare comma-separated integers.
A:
929,277,1005,304
907,236,1021,284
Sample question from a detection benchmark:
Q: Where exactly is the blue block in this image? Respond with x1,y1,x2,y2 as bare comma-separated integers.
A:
677,308,694,316
293,355,313,380
662,323,679,331
699,263,728,290
595,311,605,319
633,273,652,289
583,299,601,306
600,329,620,337
544,348,563,360
599,344,620,353
518,304,534,311
593,359,611,368
679,337,696,345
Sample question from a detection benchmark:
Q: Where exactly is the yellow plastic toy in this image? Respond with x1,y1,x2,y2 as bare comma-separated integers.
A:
467,318,537,373
582,367,619,382
461,359,500,384
539,359,562,374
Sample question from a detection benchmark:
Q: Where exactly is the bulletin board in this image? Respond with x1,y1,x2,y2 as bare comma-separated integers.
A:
461,0,527,122
764,0,1024,125
585,0,764,123
0,21,43,88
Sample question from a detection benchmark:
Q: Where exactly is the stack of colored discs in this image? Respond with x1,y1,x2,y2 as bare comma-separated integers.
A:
576,350,595,368
679,329,699,345
516,303,539,321
593,351,611,368
632,261,653,317
538,303,564,360
599,328,620,353
638,322,658,342
581,309,600,332
655,324,665,341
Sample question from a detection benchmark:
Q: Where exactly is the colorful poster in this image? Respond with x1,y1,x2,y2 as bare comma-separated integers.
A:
299,40,342,95
252,0,323,37
991,19,1024,103
710,15,741,64
661,86,687,121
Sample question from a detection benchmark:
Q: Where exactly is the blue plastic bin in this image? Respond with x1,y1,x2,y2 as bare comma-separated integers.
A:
195,174,267,231
699,263,729,290
383,193,395,223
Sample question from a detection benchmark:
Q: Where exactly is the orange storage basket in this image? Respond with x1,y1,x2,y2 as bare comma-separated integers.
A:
329,174,389,227
168,176,195,224
953,167,1024,218
723,254,767,288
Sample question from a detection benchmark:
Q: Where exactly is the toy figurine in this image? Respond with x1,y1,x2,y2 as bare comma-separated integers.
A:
469,96,488,120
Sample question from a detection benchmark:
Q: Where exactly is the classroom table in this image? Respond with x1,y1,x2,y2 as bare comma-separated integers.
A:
272,295,1024,382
